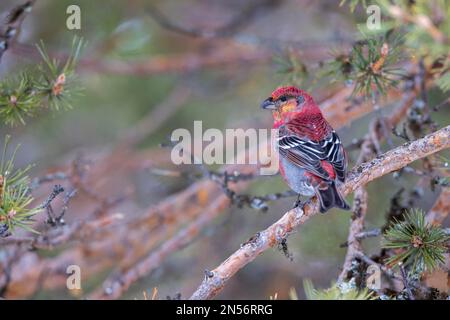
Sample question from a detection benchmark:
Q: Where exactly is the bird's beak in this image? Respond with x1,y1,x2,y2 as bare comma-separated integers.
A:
261,97,276,110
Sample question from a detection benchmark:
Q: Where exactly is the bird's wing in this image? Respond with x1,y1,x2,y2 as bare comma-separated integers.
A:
322,131,347,182
277,130,346,182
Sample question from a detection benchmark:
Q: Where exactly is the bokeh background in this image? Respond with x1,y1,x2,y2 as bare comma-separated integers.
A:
0,0,448,299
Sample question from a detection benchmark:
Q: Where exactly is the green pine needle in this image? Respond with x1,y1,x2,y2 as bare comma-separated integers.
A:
316,27,405,100
273,51,310,88
0,73,40,126
382,209,449,273
303,280,375,300
0,36,84,126
35,35,85,111
349,30,405,99
0,136,40,236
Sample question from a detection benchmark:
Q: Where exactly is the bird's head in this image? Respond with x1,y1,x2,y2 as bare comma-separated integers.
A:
260,86,317,126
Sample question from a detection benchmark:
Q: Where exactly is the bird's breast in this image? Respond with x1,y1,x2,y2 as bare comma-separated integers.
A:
279,156,315,196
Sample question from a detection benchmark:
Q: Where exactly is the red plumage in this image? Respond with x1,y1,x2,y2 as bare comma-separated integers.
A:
320,161,336,179
286,112,332,142
271,87,314,105
261,86,350,213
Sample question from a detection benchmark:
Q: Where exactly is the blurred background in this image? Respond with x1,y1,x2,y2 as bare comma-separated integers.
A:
0,0,448,299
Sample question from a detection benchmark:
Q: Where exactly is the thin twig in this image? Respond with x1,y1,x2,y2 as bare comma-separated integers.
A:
356,252,401,281
0,1,35,63
399,264,415,300
0,213,124,250
339,228,382,247
30,172,69,190
355,228,382,241
145,0,281,40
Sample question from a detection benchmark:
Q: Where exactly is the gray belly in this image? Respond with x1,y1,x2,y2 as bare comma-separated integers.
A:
281,157,315,196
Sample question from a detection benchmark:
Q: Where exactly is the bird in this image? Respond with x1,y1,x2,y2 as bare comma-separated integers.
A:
261,86,350,213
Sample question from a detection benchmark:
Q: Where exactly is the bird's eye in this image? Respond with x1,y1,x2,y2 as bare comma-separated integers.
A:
297,96,305,104
279,96,287,102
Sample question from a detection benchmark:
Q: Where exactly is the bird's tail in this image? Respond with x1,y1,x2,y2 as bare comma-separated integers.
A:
316,181,350,213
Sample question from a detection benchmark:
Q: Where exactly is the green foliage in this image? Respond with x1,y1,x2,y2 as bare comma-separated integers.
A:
273,51,309,88
0,36,84,126
350,35,403,98
35,36,84,111
0,136,40,236
320,28,405,99
382,209,450,273
0,74,40,126
318,50,353,85
303,280,374,300
278,0,449,100
376,1,449,96
379,0,449,61
277,28,405,99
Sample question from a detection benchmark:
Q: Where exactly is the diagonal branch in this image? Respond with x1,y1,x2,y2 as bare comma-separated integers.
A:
189,125,450,299
90,195,230,299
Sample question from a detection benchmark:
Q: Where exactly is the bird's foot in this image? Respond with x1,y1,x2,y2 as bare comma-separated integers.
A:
292,195,303,209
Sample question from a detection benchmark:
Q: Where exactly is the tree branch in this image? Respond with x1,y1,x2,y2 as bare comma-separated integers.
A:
426,188,450,226
90,195,230,299
78,44,271,76
0,1,35,63
0,214,123,250
189,125,450,299
145,0,281,40
337,187,368,283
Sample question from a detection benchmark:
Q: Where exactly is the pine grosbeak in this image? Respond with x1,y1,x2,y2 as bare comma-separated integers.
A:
261,86,350,213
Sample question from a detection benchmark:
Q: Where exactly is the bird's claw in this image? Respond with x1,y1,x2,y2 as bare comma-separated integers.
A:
292,195,303,209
